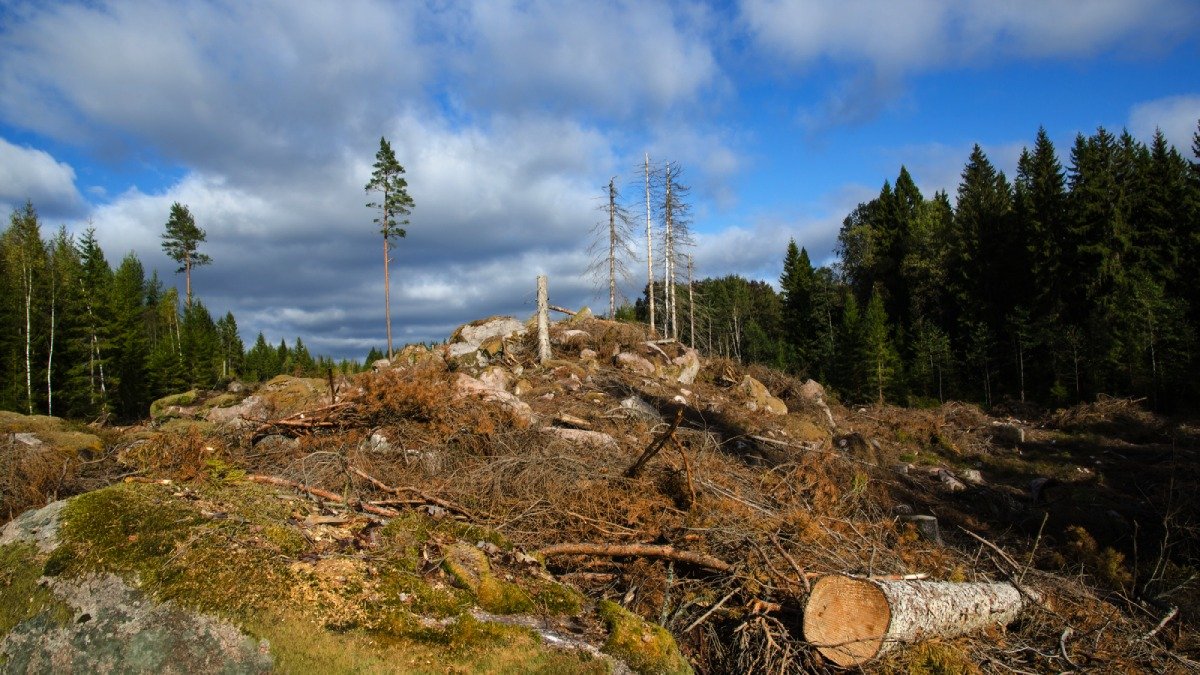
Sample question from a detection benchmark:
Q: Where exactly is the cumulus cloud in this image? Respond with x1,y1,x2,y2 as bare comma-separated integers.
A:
0,0,426,175
1129,95,1200,153
445,0,721,118
741,0,1199,127
0,138,86,218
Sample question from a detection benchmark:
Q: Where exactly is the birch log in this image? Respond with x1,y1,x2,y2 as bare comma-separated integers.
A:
803,574,1031,667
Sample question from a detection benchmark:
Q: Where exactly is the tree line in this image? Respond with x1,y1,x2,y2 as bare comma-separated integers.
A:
622,123,1200,410
0,202,362,422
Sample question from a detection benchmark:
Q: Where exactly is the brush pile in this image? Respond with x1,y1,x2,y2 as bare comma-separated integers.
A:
5,313,1199,673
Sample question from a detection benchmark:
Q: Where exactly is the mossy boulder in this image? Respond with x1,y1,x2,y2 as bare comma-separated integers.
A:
0,410,102,456
0,480,625,673
598,600,693,674
150,389,199,419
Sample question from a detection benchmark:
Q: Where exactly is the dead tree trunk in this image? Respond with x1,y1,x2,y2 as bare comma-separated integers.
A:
537,275,551,363
803,574,1032,667
645,153,655,335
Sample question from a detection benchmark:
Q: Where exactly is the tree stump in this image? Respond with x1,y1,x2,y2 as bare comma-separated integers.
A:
803,574,1029,666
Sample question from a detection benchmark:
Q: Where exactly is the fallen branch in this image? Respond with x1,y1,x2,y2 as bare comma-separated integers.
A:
625,407,684,478
672,437,697,508
548,304,576,315
250,402,353,442
684,586,740,633
1141,605,1179,641
539,542,733,573
246,474,399,518
349,466,475,520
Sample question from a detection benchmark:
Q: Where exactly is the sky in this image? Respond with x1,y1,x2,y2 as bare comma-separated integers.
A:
1,0,1198,360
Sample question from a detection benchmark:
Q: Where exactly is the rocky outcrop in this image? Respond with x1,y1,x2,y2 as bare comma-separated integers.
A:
448,316,526,359
0,480,660,673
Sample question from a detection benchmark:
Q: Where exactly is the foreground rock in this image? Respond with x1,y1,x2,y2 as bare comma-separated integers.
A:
0,480,687,673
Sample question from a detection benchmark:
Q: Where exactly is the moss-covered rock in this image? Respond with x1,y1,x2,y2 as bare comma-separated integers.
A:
1,479,615,673
150,389,199,419
0,411,102,455
598,599,693,674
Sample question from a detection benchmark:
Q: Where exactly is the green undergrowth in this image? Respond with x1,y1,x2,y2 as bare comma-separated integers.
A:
24,478,611,672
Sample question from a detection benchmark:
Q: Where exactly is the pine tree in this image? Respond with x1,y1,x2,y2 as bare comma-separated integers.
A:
365,136,414,359
161,202,211,309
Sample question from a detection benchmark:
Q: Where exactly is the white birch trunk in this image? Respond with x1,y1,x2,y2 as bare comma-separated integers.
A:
687,254,694,348
23,266,33,414
804,574,1032,667
46,283,55,416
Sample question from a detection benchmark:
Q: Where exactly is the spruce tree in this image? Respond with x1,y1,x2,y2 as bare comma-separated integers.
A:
109,253,151,420
860,289,899,405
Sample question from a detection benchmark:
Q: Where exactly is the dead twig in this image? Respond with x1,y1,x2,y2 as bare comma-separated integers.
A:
684,586,740,633
1140,605,1179,641
349,466,475,520
246,473,399,519
539,542,733,573
625,407,684,478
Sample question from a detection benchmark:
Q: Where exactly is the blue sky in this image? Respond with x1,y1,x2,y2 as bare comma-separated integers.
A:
1,0,1197,359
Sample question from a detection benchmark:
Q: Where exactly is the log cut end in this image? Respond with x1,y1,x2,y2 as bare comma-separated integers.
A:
803,575,891,666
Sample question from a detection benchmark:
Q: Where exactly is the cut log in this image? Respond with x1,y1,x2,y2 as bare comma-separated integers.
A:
803,574,1030,667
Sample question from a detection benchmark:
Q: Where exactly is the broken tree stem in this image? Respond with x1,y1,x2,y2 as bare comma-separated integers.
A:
349,466,475,520
246,474,399,518
539,542,733,573
624,407,684,478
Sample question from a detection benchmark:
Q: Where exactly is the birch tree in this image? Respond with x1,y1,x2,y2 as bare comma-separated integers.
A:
365,136,414,359
2,201,45,413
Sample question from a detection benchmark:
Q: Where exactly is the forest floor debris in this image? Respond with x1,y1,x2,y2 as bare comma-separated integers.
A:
3,314,1199,672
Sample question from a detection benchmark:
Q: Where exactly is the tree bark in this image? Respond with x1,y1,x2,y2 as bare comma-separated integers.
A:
803,574,1031,667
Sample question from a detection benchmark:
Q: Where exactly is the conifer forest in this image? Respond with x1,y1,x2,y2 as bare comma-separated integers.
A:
3,123,1199,421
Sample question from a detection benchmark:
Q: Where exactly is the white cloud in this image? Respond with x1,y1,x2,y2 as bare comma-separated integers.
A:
1129,95,1200,153
741,0,1197,70
449,0,721,117
741,0,1199,128
0,138,85,218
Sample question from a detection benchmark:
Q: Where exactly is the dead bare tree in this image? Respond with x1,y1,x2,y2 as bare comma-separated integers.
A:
644,153,656,333
588,178,636,318
654,161,692,340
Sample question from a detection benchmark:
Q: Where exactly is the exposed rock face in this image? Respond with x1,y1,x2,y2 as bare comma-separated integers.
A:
740,376,788,415
478,365,514,393
670,348,701,385
614,352,656,377
454,373,534,426
2,573,274,674
448,316,526,358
